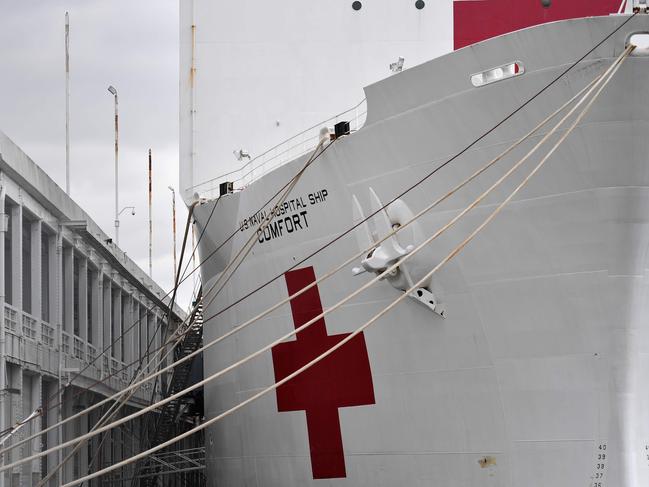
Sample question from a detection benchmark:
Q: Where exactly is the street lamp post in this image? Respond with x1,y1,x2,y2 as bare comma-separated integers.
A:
107,85,119,245
168,186,177,283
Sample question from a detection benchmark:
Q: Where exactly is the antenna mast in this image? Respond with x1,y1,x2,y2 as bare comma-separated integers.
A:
65,12,70,194
148,149,153,277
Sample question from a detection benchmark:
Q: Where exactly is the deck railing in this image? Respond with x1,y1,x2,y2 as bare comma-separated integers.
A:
61,331,71,355
4,305,18,333
87,343,97,363
2,303,158,401
22,312,38,341
191,99,367,198
73,336,86,361
110,357,119,377
42,322,55,348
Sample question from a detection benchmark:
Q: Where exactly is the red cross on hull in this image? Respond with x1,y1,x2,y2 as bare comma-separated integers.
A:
271,267,375,479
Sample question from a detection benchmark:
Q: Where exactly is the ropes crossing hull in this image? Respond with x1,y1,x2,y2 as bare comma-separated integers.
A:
192,14,649,487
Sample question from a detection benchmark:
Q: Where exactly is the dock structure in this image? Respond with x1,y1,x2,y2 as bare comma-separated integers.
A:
0,130,188,486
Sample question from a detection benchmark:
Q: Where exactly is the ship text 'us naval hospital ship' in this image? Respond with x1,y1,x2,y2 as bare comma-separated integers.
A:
179,0,649,485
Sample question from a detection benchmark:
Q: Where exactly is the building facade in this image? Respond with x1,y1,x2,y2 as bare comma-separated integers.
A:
0,131,186,486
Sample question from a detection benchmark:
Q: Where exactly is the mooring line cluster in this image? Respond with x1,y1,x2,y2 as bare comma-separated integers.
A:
2,129,334,467
0,131,335,479
59,44,631,487
0,66,597,464
0,39,632,483
31,11,636,441
2,16,634,481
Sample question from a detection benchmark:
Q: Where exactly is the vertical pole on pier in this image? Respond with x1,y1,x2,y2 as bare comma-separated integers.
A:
114,93,119,246
172,191,176,279
168,186,177,284
189,1,197,203
148,149,153,278
65,12,70,195
0,176,6,487
107,86,119,244
55,230,64,484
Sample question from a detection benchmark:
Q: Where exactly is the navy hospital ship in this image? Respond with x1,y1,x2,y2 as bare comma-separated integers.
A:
179,0,649,485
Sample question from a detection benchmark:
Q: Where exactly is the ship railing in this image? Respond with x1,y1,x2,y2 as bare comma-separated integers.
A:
192,98,367,198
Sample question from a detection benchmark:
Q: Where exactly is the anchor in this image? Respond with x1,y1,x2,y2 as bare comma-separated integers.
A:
351,188,445,318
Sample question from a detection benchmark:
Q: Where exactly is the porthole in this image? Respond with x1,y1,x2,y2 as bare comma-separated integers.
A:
352,1,362,11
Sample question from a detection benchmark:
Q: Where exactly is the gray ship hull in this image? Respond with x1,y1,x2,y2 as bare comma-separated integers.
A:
194,15,649,486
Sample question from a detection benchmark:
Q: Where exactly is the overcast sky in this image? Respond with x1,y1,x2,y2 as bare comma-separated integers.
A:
0,1,195,308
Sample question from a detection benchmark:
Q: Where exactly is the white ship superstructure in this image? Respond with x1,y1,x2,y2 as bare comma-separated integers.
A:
181,1,649,486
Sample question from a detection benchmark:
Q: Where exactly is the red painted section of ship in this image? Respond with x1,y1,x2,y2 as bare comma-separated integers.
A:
454,0,623,49
271,267,375,479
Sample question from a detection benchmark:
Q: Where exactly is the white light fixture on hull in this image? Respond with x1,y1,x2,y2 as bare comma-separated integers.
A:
390,57,405,74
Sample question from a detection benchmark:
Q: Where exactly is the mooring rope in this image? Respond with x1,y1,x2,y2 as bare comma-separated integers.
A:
4,43,630,480
60,44,631,487
0,47,619,465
